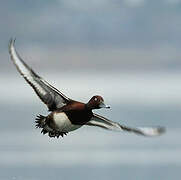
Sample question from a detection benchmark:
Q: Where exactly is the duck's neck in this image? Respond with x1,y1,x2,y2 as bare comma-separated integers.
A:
85,103,94,111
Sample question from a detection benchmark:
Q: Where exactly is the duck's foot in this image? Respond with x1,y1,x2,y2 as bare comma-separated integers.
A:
48,131,68,138
41,129,48,135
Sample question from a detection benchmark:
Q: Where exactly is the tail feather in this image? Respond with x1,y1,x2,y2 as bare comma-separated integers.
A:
35,114,46,128
41,128,48,135
35,114,68,138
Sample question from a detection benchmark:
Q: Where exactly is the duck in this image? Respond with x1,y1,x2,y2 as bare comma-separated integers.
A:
9,39,165,138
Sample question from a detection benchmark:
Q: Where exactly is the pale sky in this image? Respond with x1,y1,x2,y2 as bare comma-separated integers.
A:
1,0,181,73
1,0,181,106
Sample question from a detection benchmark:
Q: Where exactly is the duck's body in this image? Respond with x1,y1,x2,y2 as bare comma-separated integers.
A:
9,39,165,138
36,101,93,137
37,112,82,138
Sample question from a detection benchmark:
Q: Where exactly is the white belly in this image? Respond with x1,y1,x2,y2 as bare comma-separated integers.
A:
53,112,81,132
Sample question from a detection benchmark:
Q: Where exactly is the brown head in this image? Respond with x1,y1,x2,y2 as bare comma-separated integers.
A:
86,95,110,110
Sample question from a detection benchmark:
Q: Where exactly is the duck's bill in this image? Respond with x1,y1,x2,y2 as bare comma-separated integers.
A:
99,102,110,109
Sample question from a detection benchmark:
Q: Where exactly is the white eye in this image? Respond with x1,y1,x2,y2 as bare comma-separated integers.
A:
95,98,97,101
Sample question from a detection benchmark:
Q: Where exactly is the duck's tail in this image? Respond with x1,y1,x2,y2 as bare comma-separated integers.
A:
35,114,46,128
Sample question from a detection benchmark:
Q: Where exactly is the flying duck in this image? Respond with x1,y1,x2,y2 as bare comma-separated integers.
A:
9,39,165,138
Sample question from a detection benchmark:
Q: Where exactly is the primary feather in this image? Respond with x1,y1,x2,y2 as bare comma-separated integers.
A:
87,113,165,137
9,39,70,111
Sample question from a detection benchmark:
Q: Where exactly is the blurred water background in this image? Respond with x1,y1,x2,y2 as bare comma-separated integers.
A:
0,73,181,180
1,0,181,180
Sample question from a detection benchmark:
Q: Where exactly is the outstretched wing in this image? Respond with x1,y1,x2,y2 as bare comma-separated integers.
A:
86,113,165,137
9,39,71,111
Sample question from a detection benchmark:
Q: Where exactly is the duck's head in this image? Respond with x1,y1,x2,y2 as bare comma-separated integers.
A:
86,95,110,110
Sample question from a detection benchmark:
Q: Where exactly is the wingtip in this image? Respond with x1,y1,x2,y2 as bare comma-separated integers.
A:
157,126,166,135
8,38,16,53
140,126,166,137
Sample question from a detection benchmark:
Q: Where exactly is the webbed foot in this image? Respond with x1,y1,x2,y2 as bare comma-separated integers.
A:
48,131,68,138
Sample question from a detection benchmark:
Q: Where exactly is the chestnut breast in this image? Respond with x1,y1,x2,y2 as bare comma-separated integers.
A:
59,101,93,125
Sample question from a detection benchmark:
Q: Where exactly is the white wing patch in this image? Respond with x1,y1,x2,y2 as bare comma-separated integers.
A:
137,127,164,136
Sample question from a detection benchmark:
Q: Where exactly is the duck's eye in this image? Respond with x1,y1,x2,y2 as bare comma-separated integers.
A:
94,97,98,101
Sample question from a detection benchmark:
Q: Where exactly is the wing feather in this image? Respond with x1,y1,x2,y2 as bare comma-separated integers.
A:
9,39,71,111
86,113,165,137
